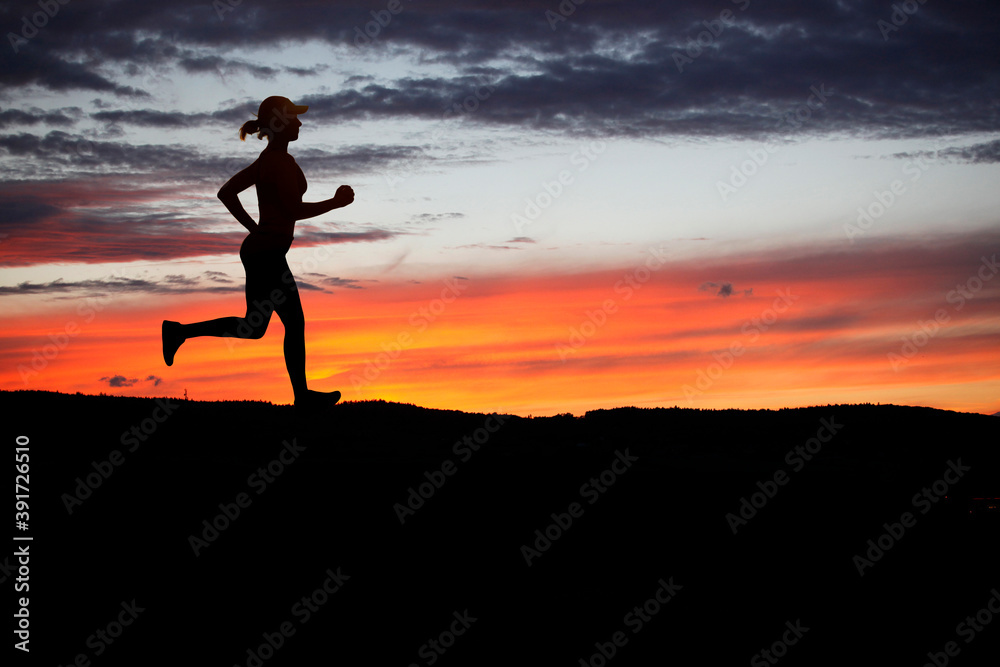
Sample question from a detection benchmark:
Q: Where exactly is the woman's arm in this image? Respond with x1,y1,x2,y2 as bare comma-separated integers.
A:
218,162,259,233
265,153,355,221
295,186,355,220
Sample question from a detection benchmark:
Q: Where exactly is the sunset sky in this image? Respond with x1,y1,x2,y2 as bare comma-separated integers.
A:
1,0,998,415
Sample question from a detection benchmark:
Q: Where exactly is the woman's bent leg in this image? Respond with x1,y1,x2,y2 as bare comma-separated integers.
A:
180,317,251,339
162,242,277,365
177,272,273,341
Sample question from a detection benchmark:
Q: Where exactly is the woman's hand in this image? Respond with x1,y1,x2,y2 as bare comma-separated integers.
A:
295,186,356,220
332,185,355,208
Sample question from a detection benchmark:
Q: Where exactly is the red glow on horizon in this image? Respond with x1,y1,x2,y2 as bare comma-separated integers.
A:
3,238,999,416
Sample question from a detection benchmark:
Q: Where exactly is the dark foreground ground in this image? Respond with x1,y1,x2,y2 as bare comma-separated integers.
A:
4,390,999,666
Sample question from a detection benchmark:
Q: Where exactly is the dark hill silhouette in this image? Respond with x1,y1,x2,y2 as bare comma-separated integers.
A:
3,390,997,665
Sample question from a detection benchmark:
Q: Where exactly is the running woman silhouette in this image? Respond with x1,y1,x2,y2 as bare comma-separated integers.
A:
162,96,354,412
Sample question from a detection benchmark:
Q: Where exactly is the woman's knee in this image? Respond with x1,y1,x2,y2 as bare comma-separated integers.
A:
281,312,305,333
238,311,271,339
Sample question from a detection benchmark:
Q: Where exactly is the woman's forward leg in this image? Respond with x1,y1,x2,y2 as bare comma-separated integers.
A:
272,260,340,409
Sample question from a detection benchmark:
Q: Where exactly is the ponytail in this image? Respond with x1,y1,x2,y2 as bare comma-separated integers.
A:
239,118,263,141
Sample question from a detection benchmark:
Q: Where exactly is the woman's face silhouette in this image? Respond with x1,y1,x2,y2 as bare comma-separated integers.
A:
276,112,301,142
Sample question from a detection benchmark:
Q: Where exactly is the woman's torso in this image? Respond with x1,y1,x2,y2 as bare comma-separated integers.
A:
255,151,307,239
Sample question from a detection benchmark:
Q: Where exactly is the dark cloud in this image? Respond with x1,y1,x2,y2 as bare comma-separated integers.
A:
0,130,422,182
0,274,241,297
203,270,234,283
0,1,995,139
699,281,752,298
0,131,198,174
163,274,196,284
0,265,376,298
175,55,327,79
892,138,1000,165
100,374,139,388
0,107,79,129
322,276,365,289
90,109,222,129
0,197,61,226
294,229,396,246
178,55,281,78
0,47,149,97
292,144,424,177
285,64,330,77
99,374,162,388
408,212,467,224
286,3,978,139
945,140,1000,164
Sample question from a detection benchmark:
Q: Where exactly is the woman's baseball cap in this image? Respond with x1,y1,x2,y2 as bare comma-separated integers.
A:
257,96,308,120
